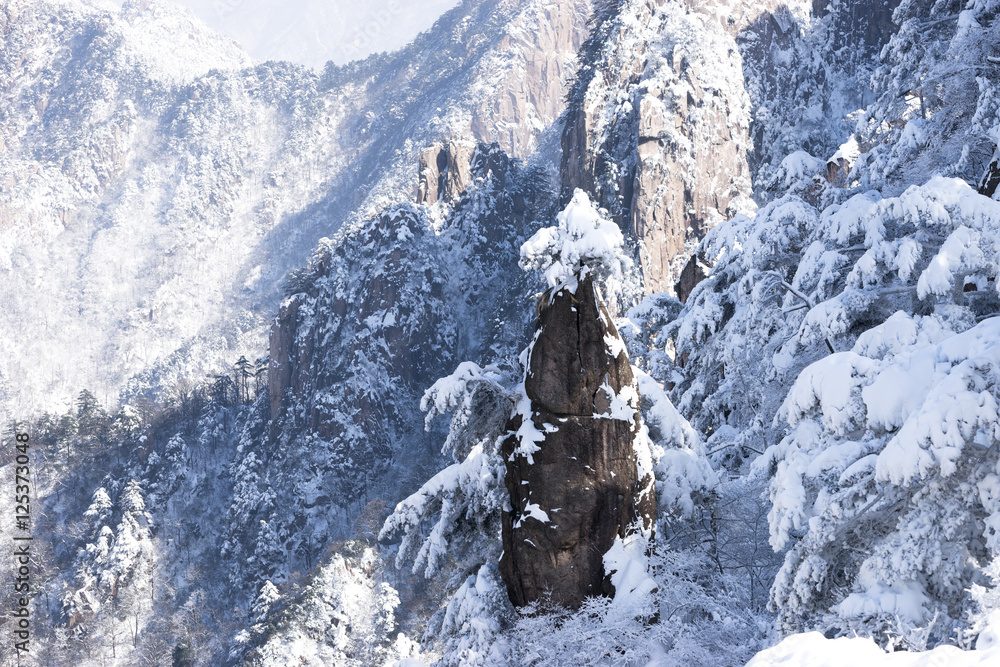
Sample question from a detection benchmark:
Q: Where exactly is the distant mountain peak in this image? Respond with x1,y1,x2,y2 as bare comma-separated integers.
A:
115,0,252,82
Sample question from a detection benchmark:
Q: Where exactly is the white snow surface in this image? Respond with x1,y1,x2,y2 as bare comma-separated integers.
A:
779,151,826,187
520,189,630,294
746,613,1000,667
634,367,717,518
509,388,557,465
596,380,640,422
172,0,460,69
603,532,657,613
874,316,1000,486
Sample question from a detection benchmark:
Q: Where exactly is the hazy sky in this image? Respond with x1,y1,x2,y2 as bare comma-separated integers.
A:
170,0,461,69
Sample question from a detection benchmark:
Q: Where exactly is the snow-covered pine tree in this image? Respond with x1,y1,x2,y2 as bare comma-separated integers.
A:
225,142,548,593
232,548,404,667
669,165,1000,647
862,0,1000,192
761,180,1000,646
61,478,156,662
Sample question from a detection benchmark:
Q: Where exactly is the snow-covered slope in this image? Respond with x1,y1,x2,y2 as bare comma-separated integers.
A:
172,0,461,68
224,144,549,601
9,0,1000,665
658,0,1000,658
748,615,1000,667
0,0,590,415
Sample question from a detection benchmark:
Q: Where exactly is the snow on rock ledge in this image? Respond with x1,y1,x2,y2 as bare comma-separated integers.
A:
603,532,658,614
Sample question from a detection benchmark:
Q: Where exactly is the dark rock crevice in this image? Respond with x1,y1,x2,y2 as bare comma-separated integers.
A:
979,149,1000,198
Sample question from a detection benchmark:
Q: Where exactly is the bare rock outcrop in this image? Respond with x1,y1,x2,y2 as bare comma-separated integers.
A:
416,141,476,205
674,252,708,304
268,297,301,420
980,150,1000,199
499,276,655,609
561,0,898,295
629,48,752,294
466,0,593,158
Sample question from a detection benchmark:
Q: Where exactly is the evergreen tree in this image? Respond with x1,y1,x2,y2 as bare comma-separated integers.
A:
210,374,237,406
670,166,1000,648
254,356,269,399
235,356,253,404
172,640,195,667
76,389,108,436
863,0,1000,190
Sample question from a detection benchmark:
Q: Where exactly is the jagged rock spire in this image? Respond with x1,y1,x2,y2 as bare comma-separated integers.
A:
499,193,655,609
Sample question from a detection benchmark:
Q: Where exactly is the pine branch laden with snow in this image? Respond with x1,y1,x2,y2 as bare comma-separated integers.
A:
420,361,513,462
380,362,514,579
632,367,717,521
519,189,632,302
235,547,404,667
670,169,1000,646
861,0,1000,194
767,315,1000,640
377,361,518,667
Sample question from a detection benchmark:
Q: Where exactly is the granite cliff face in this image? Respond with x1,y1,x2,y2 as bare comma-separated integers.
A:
466,0,593,157
560,0,760,294
416,141,477,205
559,0,901,295
499,277,655,608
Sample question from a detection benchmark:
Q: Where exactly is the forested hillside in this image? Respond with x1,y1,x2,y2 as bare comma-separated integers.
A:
3,0,1000,666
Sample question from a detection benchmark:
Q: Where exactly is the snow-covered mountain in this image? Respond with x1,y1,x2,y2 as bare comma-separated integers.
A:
227,143,550,596
5,0,1000,666
0,0,590,415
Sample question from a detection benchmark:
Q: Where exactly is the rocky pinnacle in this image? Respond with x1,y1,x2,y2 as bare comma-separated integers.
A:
499,276,655,609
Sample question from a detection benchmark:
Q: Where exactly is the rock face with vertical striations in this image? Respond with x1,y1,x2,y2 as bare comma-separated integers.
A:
560,0,760,295
499,276,655,609
560,0,901,296
416,141,477,205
